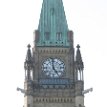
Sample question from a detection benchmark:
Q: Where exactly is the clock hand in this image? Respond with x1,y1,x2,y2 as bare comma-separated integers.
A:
51,58,54,69
51,58,56,71
51,59,60,77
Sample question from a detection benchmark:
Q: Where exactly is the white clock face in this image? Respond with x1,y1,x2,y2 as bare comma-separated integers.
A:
42,58,65,78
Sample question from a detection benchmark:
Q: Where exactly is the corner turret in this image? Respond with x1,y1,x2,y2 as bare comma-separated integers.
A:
74,44,84,107
75,44,84,81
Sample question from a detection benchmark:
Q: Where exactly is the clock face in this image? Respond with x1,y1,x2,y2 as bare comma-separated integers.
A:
42,58,65,78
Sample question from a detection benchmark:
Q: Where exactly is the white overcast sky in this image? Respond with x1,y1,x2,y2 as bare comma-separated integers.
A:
0,0,107,107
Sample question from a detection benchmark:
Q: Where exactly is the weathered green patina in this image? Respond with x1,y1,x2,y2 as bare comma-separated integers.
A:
37,0,70,47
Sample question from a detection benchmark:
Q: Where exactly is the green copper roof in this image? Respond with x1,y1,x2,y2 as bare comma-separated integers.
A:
37,0,70,47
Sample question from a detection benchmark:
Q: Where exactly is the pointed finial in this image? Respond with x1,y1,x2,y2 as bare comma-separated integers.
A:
26,44,32,62
77,44,80,49
24,44,33,80
75,44,84,70
76,44,82,62
24,44,33,70
27,44,31,49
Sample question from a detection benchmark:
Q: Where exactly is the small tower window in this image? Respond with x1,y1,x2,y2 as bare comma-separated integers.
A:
45,32,50,40
56,32,62,41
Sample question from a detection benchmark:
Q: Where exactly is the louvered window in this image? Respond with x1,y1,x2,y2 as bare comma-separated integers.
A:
56,32,62,41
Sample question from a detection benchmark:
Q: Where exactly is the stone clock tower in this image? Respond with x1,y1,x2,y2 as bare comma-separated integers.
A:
23,0,84,107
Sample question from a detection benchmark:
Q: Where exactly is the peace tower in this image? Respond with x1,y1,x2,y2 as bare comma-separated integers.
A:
22,0,85,107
